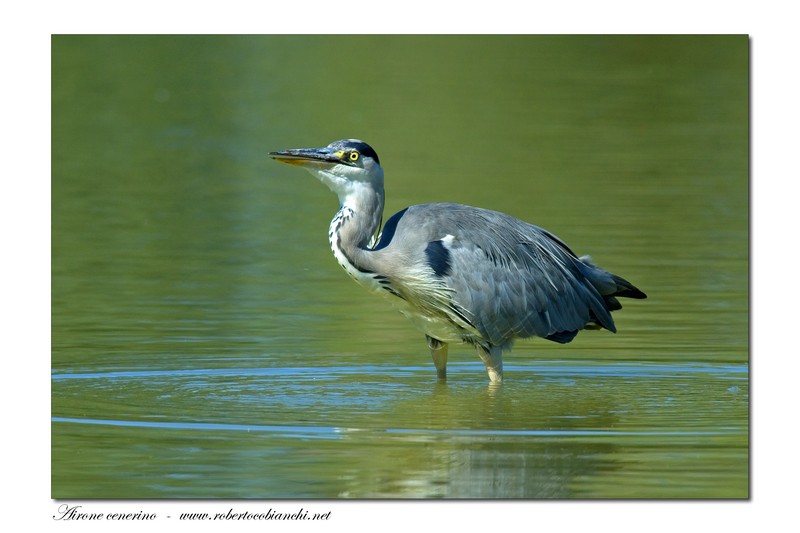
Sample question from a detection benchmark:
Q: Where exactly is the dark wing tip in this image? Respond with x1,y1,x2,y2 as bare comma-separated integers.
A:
611,274,647,299
545,330,580,343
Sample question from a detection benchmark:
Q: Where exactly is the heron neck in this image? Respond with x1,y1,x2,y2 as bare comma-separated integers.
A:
340,185,384,246
330,185,384,273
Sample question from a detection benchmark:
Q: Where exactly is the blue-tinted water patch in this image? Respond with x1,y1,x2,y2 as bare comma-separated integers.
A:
52,415,740,439
51,416,345,440
51,361,748,381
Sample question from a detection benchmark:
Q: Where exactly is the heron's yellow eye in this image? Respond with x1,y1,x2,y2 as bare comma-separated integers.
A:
349,151,359,162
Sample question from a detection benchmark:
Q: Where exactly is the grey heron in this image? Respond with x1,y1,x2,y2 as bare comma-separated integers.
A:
270,139,646,382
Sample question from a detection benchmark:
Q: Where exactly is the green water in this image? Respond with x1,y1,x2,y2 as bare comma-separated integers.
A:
52,35,748,498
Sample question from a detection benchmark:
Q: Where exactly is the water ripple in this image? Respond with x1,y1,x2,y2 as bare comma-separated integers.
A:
51,361,748,381
52,415,740,439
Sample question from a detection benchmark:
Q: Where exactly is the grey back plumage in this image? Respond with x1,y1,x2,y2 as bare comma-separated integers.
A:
368,203,645,350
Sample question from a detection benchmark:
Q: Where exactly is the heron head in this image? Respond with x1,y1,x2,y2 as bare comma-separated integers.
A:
270,139,384,199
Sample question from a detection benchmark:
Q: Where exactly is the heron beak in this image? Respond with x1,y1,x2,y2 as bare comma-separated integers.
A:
269,147,341,167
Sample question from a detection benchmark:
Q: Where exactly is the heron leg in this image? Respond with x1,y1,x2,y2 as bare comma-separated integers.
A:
476,345,503,383
426,335,449,380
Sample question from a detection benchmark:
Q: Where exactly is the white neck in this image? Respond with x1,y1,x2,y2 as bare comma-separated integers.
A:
307,167,385,281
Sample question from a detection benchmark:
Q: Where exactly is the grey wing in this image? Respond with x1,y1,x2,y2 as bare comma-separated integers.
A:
421,204,615,346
